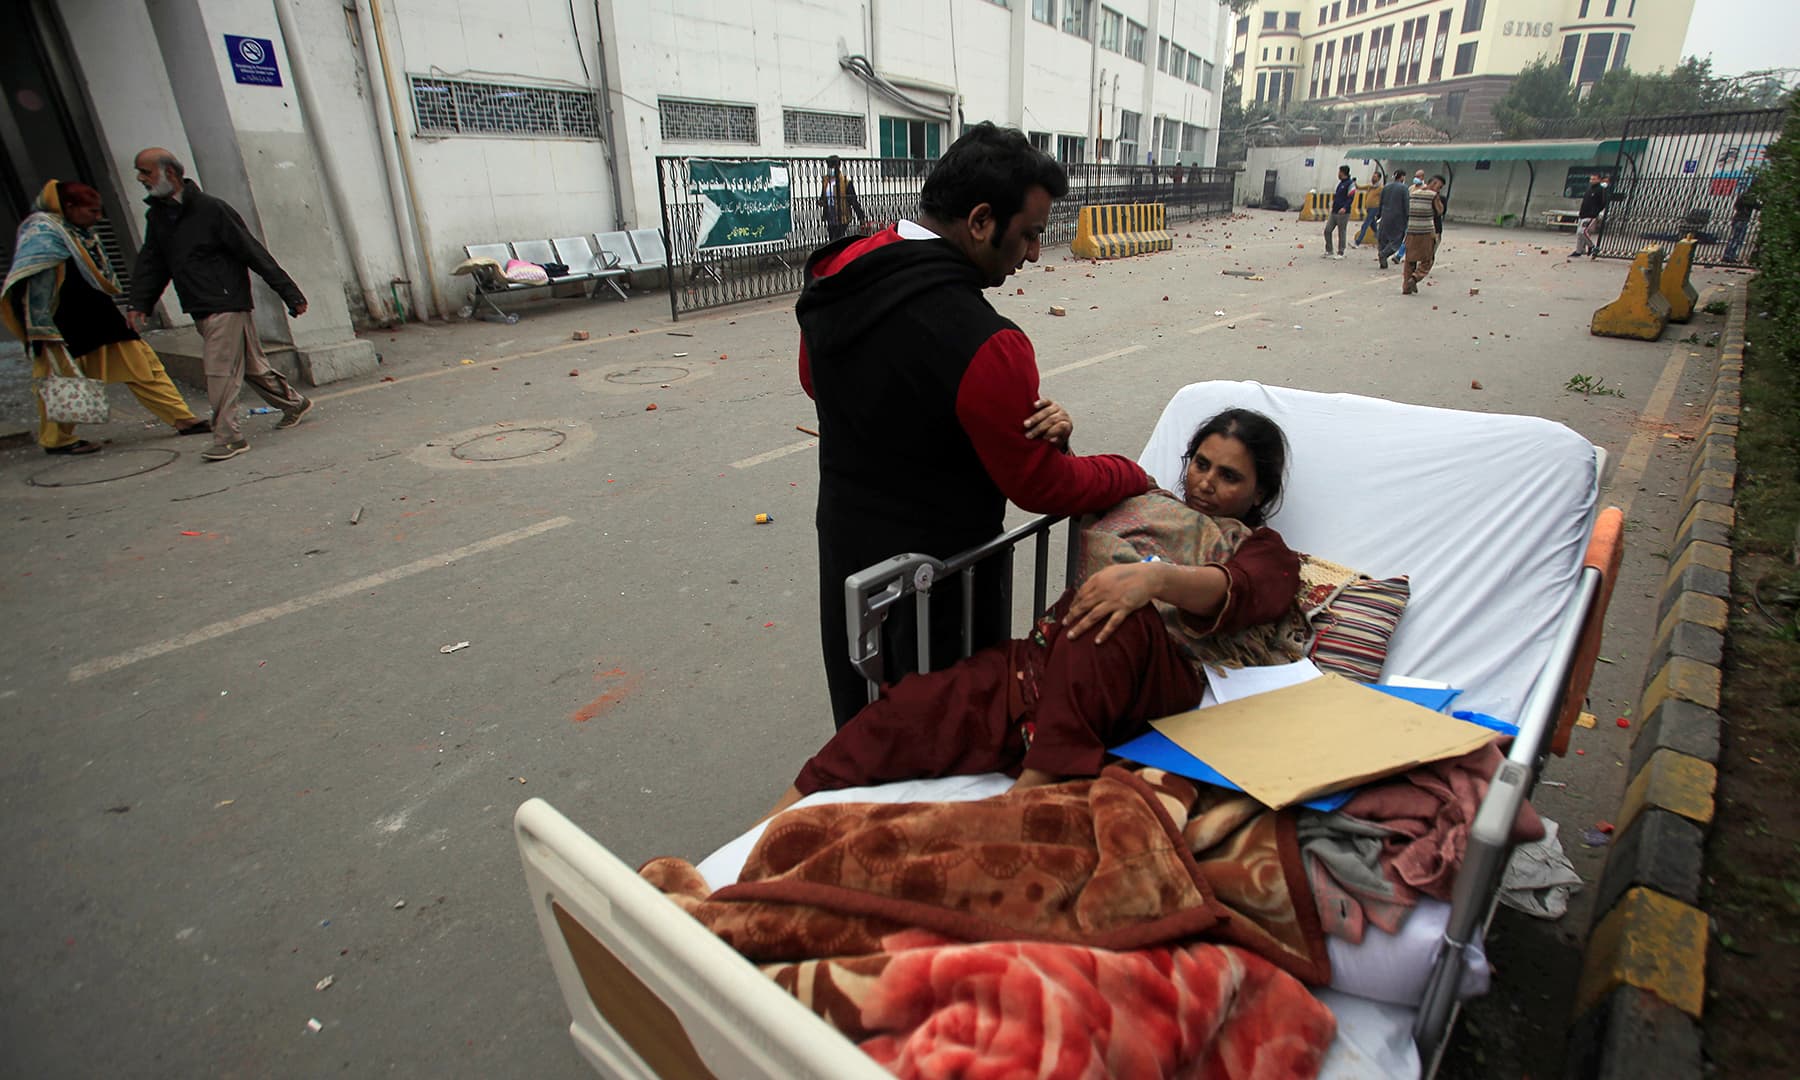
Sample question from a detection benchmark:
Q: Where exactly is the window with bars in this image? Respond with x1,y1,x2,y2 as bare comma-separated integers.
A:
1056,134,1086,163
1125,20,1147,61
782,109,865,147
409,75,602,139
1117,109,1140,163
1028,130,1053,151
1170,44,1186,77
659,97,758,143
1430,10,1450,82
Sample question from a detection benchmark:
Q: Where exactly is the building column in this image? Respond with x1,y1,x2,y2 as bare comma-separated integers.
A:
140,0,375,385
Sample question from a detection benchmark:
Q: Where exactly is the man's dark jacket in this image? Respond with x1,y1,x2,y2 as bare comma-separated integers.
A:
1578,183,1609,220
1376,181,1410,246
130,179,305,317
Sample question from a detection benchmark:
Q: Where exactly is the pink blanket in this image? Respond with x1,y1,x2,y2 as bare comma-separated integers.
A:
769,929,1336,1079
1342,741,1545,901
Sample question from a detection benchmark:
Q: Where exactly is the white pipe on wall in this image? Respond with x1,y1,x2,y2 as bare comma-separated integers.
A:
349,0,433,322
271,0,393,325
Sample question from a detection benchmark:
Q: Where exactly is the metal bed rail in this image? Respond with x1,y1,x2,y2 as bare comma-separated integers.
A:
844,514,1078,704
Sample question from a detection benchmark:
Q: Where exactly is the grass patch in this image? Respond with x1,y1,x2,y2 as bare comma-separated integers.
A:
1704,285,1800,1077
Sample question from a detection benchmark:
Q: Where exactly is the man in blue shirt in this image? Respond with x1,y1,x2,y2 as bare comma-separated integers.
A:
1323,165,1354,259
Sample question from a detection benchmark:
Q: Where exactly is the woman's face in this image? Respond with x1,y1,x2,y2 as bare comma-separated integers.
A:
1184,434,1261,520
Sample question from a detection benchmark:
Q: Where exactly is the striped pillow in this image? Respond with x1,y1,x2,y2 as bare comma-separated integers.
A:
1308,575,1411,682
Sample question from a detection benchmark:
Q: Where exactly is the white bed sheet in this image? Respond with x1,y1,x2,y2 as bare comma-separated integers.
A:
1139,381,1599,720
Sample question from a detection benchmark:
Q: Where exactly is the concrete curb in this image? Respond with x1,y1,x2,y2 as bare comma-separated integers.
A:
1564,284,1744,1078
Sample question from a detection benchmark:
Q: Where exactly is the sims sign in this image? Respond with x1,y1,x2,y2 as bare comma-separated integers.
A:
1502,21,1557,37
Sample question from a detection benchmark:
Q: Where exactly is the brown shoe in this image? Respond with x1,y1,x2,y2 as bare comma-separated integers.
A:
275,397,314,430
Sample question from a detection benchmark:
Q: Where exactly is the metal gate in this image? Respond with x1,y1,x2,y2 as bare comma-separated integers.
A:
656,154,1237,319
1594,108,1784,267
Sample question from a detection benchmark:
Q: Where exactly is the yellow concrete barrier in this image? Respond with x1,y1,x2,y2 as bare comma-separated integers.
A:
1071,203,1175,260
1296,190,1331,222
1660,235,1699,323
1591,246,1671,341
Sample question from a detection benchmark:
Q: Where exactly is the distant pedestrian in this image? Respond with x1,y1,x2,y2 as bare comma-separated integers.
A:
1429,174,1449,258
819,156,868,242
2,180,208,454
1353,166,1383,246
1323,165,1353,259
1375,169,1409,269
1402,175,1444,296
127,148,313,462
1569,175,1608,259
1721,175,1760,263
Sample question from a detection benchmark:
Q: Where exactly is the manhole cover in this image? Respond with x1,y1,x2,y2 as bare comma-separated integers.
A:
451,427,567,462
29,448,179,487
604,365,689,385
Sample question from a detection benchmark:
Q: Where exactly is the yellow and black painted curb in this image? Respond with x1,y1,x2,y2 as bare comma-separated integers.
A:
1070,203,1175,260
1564,283,1744,1078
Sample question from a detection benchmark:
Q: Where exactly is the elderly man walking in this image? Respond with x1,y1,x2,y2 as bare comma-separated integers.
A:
126,147,314,462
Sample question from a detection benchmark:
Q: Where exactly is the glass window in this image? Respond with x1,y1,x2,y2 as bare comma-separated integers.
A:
1605,0,1617,14
1203,59,1217,88
1286,11,1301,30
1461,0,1484,33
1332,2,1342,21
1578,32,1612,84
1032,0,1055,26
1430,10,1450,83
1263,10,1278,29
1028,130,1052,151
1613,33,1631,71
1187,54,1201,84
1577,0,1590,16
1056,134,1085,163
1453,41,1477,75
1159,37,1170,73
1256,71,1268,101
1320,5,1329,24
1099,7,1123,52
1171,44,1186,77
1126,20,1147,61
1063,0,1091,38
1559,35,1581,81
1237,15,1250,36
878,116,943,172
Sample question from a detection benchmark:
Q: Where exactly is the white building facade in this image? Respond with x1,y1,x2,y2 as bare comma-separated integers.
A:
2,0,1232,351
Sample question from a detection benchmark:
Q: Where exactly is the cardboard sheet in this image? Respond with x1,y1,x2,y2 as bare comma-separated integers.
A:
1151,673,1496,810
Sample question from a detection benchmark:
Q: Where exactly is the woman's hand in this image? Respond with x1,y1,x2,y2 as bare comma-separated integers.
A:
1023,398,1072,447
1065,563,1161,645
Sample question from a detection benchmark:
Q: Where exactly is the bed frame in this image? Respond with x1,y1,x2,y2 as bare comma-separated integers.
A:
516,383,1623,1078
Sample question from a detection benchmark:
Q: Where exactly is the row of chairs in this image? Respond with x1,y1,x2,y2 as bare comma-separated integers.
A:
463,230,670,323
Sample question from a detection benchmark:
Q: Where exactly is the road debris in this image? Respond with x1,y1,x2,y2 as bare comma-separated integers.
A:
672,352,689,358
667,330,693,337
796,425,820,437
1049,305,1067,316
349,506,364,526
1577,711,1597,729
571,331,590,341
754,513,775,524
315,975,335,992
439,641,472,654
646,403,658,411
394,899,406,909
306,1018,322,1034
1470,380,1484,390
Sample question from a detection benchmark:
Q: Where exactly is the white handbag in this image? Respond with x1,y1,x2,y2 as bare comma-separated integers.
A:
35,343,110,425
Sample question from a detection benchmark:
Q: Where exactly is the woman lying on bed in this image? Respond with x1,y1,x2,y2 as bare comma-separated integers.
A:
764,407,1311,819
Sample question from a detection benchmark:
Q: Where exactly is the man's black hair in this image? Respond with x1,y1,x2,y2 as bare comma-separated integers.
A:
919,122,1068,240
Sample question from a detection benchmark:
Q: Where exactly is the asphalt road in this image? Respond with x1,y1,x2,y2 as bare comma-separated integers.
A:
0,213,1738,1077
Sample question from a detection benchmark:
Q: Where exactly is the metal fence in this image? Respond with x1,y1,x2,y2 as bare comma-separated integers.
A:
655,155,1237,318
1594,108,1784,268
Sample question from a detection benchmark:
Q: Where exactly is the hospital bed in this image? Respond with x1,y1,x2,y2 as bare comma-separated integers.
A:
514,381,1622,1078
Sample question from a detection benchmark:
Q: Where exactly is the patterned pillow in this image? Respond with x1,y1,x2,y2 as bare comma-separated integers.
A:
1307,575,1411,682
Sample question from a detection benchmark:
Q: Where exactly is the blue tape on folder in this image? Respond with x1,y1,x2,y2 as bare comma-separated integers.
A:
1367,684,1462,712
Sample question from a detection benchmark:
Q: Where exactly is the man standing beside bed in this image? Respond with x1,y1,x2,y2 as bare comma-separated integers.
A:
798,122,1153,731
765,409,1308,819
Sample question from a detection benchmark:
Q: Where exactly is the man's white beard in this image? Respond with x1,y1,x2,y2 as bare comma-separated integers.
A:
151,175,179,197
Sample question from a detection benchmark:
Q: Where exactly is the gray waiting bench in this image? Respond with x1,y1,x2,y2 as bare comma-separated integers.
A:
461,237,631,323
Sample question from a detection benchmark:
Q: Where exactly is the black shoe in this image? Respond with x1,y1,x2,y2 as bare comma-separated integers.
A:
44,440,101,456
177,419,212,436
1379,256,1388,269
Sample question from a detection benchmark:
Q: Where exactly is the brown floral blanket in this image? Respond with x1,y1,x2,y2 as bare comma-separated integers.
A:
642,767,1334,1076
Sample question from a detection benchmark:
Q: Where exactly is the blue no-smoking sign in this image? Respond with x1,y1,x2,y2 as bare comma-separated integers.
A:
225,35,282,87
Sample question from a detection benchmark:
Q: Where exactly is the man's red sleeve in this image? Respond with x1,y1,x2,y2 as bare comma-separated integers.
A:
955,329,1150,515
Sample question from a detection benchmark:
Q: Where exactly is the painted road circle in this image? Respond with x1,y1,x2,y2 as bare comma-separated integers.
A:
452,427,567,462
603,365,689,385
29,448,179,487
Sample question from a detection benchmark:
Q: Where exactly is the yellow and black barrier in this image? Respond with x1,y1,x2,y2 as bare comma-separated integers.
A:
1297,190,1329,222
1660,235,1699,323
1071,203,1174,260
1592,245,1672,341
